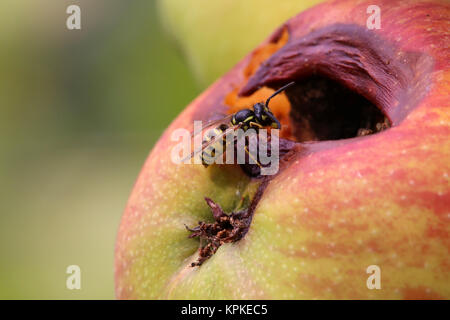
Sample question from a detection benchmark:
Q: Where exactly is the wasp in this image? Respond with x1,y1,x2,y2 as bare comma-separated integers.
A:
184,82,295,167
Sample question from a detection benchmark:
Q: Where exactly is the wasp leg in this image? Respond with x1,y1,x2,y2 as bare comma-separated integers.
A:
244,145,262,168
249,122,263,129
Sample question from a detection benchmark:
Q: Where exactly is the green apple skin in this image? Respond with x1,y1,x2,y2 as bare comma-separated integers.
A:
157,0,324,86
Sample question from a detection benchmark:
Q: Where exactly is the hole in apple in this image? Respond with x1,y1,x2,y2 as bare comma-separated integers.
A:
284,76,390,142
225,76,390,145
234,24,438,143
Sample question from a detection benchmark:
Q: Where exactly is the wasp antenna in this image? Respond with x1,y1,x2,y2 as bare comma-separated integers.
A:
265,81,296,108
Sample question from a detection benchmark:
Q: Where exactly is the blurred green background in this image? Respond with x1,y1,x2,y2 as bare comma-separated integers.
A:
0,0,199,299
0,0,320,299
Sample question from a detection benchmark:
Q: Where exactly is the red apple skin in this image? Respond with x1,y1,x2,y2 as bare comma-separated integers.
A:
115,0,450,299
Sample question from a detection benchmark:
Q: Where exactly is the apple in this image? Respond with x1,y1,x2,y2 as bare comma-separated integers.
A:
157,0,324,86
116,0,450,299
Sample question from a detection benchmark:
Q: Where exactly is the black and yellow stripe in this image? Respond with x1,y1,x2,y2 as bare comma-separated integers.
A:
201,126,228,167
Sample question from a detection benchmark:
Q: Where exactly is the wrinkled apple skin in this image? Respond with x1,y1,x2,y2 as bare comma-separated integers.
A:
116,0,450,299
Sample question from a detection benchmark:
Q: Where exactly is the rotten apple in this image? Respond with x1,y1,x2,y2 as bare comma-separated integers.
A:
116,0,449,299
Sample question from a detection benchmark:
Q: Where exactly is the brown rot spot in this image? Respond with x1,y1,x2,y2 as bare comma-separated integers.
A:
186,179,270,266
185,198,251,267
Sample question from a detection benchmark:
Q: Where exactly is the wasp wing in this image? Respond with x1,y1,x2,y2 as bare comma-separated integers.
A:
189,114,234,138
182,122,243,163
182,114,234,162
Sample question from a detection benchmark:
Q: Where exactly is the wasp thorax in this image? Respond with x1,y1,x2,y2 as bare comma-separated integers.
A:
233,109,255,124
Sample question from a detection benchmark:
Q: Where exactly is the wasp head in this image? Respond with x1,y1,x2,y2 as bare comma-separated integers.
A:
253,102,281,129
